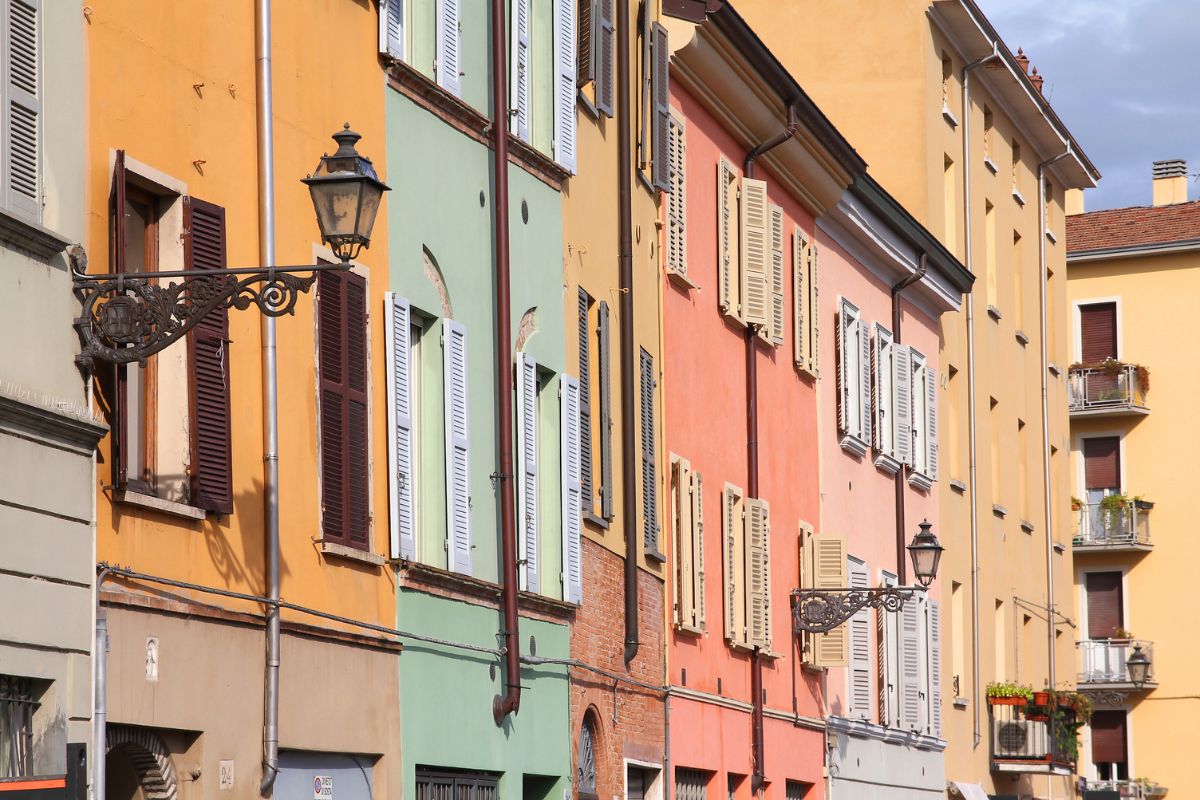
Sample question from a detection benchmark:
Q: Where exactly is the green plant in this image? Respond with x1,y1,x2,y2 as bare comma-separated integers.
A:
986,681,1033,700
1071,496,1084,510
1099,493,1129,529
1112,626,1134,639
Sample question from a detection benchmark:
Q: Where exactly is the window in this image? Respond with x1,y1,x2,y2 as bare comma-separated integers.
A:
1013,231,1024,329
1011,140,1023,201
836,297,870,456
784,782,811,800
637,10,670,192
951,581,965,699
665,113,687,277
982,106,994,165
378,0,404,60
0,675,37,778
984,200,996,309
1043,178,1054,234
871,323,899,470
1079,301,1117,362
675,769,709,800
670,456,704,632
792,228,818,376
1083,436,1121,517
943,155,957,254
940,52,954,116
415,770,499,800
1090,710,1129,781
597,300,613,519
721,488,775,653
318,269,371,551
907,349,937,489
799,523,846,667
578,0,614,117
510,0,578,167
3,0,41,223
1085,571,1123,641
640,348,662,558
627,765,661,800
578,716,598,799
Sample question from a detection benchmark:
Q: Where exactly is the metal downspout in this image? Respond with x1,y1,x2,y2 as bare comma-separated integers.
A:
491,0,523,723
93,567,112,800
743,102,799,795
1038,146,1071,695
255,0,281,793
961,47,998,749
889,255,927,584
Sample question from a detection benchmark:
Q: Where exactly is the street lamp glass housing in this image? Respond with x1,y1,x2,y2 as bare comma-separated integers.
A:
303,124,390,262
1126,644,1151,688
907,520,944,588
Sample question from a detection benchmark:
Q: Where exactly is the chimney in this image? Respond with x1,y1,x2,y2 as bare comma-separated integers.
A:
1065,188,1085,216
1028,66,1044,93
1015,48,1030,75
1152,159,1189,206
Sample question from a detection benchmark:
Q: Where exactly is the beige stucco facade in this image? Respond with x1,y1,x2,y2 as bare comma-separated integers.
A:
734,1,1099,795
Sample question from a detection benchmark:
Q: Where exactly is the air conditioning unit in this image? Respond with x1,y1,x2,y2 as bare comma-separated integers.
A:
992,718,1048,758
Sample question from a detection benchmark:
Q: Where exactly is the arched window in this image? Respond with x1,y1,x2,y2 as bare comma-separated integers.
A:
578,714,598,800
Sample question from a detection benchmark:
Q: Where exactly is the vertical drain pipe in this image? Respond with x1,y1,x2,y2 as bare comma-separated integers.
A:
93,567,112,800
743,102,799,794
960,47,998,749
491,0,523,722
255,0,281,793
890,255,928,585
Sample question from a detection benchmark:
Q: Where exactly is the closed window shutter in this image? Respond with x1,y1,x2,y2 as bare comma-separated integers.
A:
576,0,594,87
666,116,687,275
595,0,614,116
1079,301,1117,362
553,0,576,172
879,571,899,725
577,290,594,514
873,324,893,456
185,198,233,515
671,457,693,627
739,178,769,327
894,344,913,465
928,599,943,737
745,498,770,649
560,375,583,603
693,470,705,629
1085,571,1123,640
385,293,416,559
379,0,404,60
443,319,472,573
650,22,670,192
769,205,785,345
516,353,539,591
900,597,923,731
435,0,461,96
717,160,739,317
722,483,746,647
345,275,370,548
793,228,806,368
812,533,848,666
1090,710,1128,765
927,366,938,480
847,557,872,720
1083,436,1120,490
512,0,531,142
4,0,40,221
598,301,613,518
640,348,659,554
859,313,872,447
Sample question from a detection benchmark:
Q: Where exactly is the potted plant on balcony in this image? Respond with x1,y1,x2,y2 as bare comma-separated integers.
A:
1112,626,1134,640
1099,493,1129,529
1132,495,1154,511
1133,778,1167,797
1054,690,1093,722
986,682,1033,706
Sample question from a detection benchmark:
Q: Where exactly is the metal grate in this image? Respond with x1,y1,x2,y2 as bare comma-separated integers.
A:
0,676,38,778
416,769,499,800
675,769,708,800
785,781,810,800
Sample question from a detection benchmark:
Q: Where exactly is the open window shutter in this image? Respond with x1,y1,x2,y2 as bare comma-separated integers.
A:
640,349,659,554
560,374,583,604
5,0,40,221
435,0,461,96
345,274,371,548
577,290,593,513
666,116,687,275
553,0,576,172
740,178,769,327
1079,302,1117,363
872,325,889,454
808,243,820,375
927,368,938,480
598,301,613,518
516,353,539,591
929,599,943,737
848,558,872,720
745,499,769,648
650,23,671,192
692,470,705,629
837,299,855,436
859,316,872,446
813,533,849,666
385,294,416,560
722,484,745,646
595,0,614,116
443,319,472,573
894,344,913,466
379,0,404,60
793,229,806,367
1085,571,1123,640
512,0,532,142
900,597,923,731
110,151,129,485
185,198,233,515
672,458,693,627
769,205,785,345
717,161,739,316
879,572,900,725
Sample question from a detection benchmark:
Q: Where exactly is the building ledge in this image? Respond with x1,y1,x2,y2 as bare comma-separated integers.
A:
826,716,946,752
949,478,966,493
0,206,72,261
840,434,869,459
987,304,1002,321
983,156,998,175
992,504,1008,519
907,471,933,492
1015,330,1030,346
396,559,576,624
1013,189,1027,207
942,104,959,128
874,453,902,476
115,490,206,521
0,390,106,455
667,268,700,291
317,539,386,567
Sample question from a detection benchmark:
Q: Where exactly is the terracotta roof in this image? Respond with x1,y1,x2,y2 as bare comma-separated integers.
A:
1066,200,1200,254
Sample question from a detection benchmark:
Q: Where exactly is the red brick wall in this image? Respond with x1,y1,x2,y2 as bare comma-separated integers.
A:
571,538,667,798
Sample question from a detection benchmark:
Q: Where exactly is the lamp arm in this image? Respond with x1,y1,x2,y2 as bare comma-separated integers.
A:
790,586,927,634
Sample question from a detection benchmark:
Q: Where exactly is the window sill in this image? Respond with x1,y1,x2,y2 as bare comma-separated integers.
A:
667,269,699,291
874,452,902,476
1053,542,1066,554
840,434,869,459
675,623,705,637
1045,228,1057,244
992,503,1008,519
1048,362,1061,377
584,512,609,530
949,478,966,493
987,304,1002,321
907,472,933,492
116,489,207,521
646,548,668,564
941,104,959,128
953,697,969,709
577,88,599,120
317,539,386,567
1015,330,1030,346
0,206,71,262
1012,188,1026,207
983,156,998,175
1020,519,1035,534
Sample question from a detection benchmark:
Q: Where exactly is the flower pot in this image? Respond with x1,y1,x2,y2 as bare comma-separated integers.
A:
1134,500,1154,510
988,696,1027,706
1033,691,1051,706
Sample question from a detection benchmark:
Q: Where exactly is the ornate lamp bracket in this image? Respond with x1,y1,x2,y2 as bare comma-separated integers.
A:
790,586,926,634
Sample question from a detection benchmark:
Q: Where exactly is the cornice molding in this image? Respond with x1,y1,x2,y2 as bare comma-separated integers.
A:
0,390,106,455
0,207,72,262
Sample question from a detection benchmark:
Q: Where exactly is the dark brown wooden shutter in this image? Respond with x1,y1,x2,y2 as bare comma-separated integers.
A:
185,198,234,514
111,150,128,486
1080,302,1117,362
1083,436,1120,490
577,0,593,86
1086,571,1123,640
317,269,370,548
1090,710,1128,765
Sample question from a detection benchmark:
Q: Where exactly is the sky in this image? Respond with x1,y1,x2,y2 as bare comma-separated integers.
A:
975,0,1200,211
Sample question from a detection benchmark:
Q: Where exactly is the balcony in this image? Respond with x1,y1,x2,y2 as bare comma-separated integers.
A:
1073,500,1152,552
1083,779,1168,799
1068,363,1150,417
1077,639,1157,691
988,697,1076,775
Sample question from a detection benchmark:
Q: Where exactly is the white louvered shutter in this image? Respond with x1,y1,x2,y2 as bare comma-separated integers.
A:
894,344,913,466
837,299,859,437
813,533,849,666
650,23,670,192
672,457,693,627
443,319,471,574
5,0,40,221
793,228,806,367
693,470,706,629
435,0,461,96
879,571,900,725
552,0,576,172
379,0,404,60
385,294,416,560
717,160,739,316
927,368,938,480
666,116,687,274
872,324,888,454
900,596,923,731
859,314,872,446
723,484,745,647
740,178,769,327
512,0,532,142
769,205,785,345
929,599,943,737
516,353,539,591
560,375,583,604
848,557,872,720
746,499,770,649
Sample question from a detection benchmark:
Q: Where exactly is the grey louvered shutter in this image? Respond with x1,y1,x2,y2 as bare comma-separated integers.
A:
848,557,872,719
516,353,539,591
385,293,416,560
595,0,614,116
872,324,892,456
929,599,943,737
900,597,923,731
553,0,577,172
598,301,613,519
879,571,899,725
5,0,40,221
577,290,593,514
640,348,659,554
512,0,532,142
435,0,461,96
894,344,913,465
793,229,805,367
443,319,472,574
650,22,671,192
379,0,404,60
927,367,938,480
560,375,583,603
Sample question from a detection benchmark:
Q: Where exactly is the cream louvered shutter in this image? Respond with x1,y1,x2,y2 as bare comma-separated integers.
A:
717,160,739,317
516,353,539,591
671,457,694,627
379,0,404,60
385,294,416,560
740,178,769,327
847,557,872,720
793,228,806,368
769,205,785,345
928,599,943,736
894,344,913,465
809,243,820,375
443,319,471,574
560,375,583,604
666,116,687,275
5,0,40,221
900,595,923,731
745,498,770,649
693,470,706,629
552,0,576,172
435,0,461,96
512,0,532,142
722,483,747,647
812,533,849,666
927,368,939,481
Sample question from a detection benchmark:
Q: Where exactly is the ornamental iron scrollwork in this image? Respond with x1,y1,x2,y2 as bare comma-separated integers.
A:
791,586,925,634
72,265,334,372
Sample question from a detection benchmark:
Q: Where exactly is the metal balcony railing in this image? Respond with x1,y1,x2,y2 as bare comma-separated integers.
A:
1074,501,1151,549
1077,639,1155,686
1068,364,1149,415
1083,779,1168,799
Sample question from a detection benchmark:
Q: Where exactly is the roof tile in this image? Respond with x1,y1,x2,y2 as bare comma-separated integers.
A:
1066,201,1200,254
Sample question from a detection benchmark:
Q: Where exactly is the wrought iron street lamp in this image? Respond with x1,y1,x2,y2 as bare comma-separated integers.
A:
73,125,389,370
791,520,945,634
1126,643,1151,689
